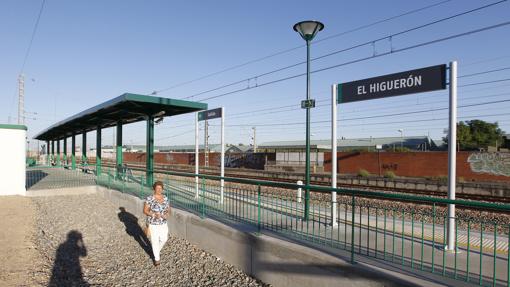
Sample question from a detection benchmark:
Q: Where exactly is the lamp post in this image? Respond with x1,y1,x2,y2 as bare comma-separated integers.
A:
293,20,324,221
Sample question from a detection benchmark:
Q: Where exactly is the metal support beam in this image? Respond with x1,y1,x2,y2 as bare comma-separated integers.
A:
96,126,102,176
146,116,155,187
46,140,50,166
56,140,61,167
71,134,76,170
116,121,123,179
82,132,87,166
51,140,55,165
63,137,67,166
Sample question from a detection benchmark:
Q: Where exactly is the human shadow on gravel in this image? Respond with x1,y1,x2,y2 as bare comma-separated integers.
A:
117,207,153,259
49,230,89,287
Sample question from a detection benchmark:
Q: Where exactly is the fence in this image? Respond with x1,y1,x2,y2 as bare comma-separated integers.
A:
27,162,510,286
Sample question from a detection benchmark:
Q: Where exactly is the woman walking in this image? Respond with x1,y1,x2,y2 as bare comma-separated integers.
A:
143,180,170,266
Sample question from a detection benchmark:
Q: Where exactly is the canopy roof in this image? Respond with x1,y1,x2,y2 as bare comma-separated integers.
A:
34,93,207,141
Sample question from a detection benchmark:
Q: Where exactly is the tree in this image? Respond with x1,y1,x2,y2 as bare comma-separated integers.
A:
443,120,505,150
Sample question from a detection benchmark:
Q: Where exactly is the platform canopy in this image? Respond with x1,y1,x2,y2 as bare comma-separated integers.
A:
34,93,207,140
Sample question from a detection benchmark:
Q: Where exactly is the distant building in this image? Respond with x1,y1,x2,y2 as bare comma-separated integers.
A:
123,144,249,154
503,134,510,151
258,136,436,153
259,136,437,172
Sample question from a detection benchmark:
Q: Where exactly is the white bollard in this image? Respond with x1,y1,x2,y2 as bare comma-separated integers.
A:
297,180,303,203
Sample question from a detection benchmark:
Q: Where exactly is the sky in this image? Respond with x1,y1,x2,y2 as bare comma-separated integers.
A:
1,0,510,151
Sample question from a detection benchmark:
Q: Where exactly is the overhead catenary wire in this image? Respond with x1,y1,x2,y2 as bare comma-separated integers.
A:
458,66,510,78
19,0,46,73
152,59,510,127
151,84,510,135
150,0,453,95
10,0,47,122
196,20,510,103
222,75,510,120
176,1,507,102
213,98,510,127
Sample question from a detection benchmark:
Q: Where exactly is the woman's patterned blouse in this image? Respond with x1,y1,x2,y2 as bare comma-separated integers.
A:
145,195,169,225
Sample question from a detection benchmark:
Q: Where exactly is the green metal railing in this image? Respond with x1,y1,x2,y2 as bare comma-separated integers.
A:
27,163,510,286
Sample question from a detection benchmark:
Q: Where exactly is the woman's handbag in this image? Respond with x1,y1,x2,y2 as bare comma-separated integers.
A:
144,223,151,239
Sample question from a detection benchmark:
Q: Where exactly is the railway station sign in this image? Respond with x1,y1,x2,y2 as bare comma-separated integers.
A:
301,99,316,109
198,108,222,121
336,64,446,104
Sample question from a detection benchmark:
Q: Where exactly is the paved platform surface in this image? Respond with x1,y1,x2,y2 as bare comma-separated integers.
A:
0,196,42,287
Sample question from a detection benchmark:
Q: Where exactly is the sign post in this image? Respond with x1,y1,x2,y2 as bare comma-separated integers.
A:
220,107,225,204
195,112,199,199
198,107,225,204
331,84,338,227
446,61,457,251
332,64,449,233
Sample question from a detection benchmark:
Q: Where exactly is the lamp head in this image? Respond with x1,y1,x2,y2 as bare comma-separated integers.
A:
293,20,324,41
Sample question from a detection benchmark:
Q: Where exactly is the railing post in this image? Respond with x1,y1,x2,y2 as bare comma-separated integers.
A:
297,180,303,203
140,174,144,197
257,184,261,235
351,191,356,264
201,176,206,218
165,178,170,199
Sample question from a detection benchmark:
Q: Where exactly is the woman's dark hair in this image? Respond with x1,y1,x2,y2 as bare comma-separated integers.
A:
152,181,164,190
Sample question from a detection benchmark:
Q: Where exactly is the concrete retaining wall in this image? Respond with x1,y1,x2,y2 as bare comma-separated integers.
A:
95,186,450,287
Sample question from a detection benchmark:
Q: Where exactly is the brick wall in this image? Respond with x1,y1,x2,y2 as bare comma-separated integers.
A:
323,151,510,182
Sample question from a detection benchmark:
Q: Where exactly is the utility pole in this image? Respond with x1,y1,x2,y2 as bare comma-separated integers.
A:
204,120,209,167
18,74,25,125
252,127,257,153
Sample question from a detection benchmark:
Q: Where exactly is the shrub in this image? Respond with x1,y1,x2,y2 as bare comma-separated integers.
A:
358,169,370,177
383,171,396,179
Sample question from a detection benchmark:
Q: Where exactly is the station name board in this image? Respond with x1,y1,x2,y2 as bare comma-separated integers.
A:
337,64,446,104
198,108,222,121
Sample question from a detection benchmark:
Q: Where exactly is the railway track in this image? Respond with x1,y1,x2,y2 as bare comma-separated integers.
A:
91,161,510,204
196,170,510,204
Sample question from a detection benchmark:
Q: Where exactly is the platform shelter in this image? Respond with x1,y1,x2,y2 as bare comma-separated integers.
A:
34,93,207,187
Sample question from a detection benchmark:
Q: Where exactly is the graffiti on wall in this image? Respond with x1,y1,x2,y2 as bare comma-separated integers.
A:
468,152,510,177
223,153,266,170
382,163,398,171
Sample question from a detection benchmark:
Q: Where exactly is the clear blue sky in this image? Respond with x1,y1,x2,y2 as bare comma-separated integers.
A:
1,0,510,150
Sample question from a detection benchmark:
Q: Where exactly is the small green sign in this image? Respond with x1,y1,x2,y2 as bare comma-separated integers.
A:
198,108,222,121
301,99,316,109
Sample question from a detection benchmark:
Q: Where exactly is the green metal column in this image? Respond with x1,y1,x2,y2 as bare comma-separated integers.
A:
82,132,87,166
56,140,61,167
116,121,123,178
96,126,102,176
63,137,67,166
146,116,155,187
71,134,76,170
46,141,50,165
51,140,55,165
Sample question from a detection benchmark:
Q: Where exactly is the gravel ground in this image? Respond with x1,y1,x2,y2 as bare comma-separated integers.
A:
31,194,269,287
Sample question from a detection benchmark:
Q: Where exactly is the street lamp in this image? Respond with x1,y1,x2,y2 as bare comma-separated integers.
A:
398,129,404,150
293,20,324,221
